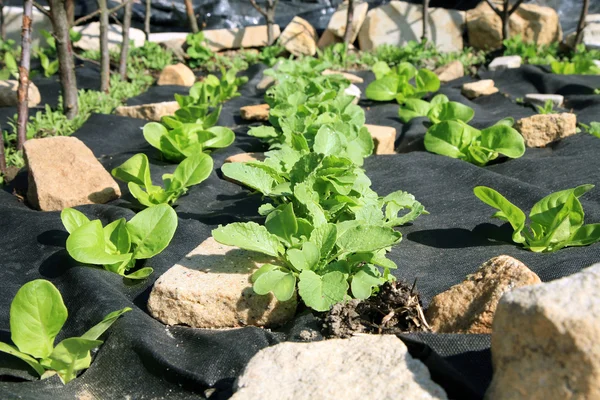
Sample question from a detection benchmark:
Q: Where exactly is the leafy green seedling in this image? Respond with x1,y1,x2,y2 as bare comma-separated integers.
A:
213,203,404,311
61,205,178,279
536,99,556,115
474,185,600,252
398,94,475,124
366,61,440,104
0,280,130,384
579,122,600,139
111,152,213,207
143,121,234,163
424,118,525,166
176,68,248,108
185,31,214,68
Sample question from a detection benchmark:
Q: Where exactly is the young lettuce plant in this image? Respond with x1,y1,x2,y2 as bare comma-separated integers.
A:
580,121,600,139
365,61,440,104
398,94,475,124
424,118,525,166
474,185,600,252
176,68,248,108
212,203,403,311
61,205,178,279
111,152,213,207
0,280,130,384
143,121,234,163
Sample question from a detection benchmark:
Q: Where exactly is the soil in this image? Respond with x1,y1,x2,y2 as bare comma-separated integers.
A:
321,280,430,338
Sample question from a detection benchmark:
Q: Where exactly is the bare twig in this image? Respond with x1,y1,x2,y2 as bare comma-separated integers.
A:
119,0,132,79
484,0,501,16
508,0,526,15
17,0,33,151
184,0,198,33
250,0,278,45
574,0,590,47
249,0,267,17
343,0,354,44
144,0,151,40
32,1,51,19
73,1,129,26
422,0,429,41
98,0,110,92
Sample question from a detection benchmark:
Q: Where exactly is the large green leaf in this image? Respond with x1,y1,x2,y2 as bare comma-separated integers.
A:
46,337,102,384
365,75,400,101
142,123,168,151
314,126,342,156
67,221,133,265
473,186,527,244
265,203,298,245
212,222,282,257
529,185,594,229
169,152,213,191
126,204,178,259
337,225,402,253
10,280,68,359
298,270,348,312
111,153,152,188
221,162,279,195
253,267,296,301
479,125,525,159
415,69,440,93
287,241,320,271
428,102,475,124
398,99,432,123
0,342,45,376
202,126,235,149
424,121,468,159
103,218,131,255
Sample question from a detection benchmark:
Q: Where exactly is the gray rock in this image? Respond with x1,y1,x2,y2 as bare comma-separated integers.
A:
524,94,564,108
3,6,53,47
0,80,40,107
73,22,145,52
232,335,448,400
488,55,522,71
485,264,600,400
583,15,600,49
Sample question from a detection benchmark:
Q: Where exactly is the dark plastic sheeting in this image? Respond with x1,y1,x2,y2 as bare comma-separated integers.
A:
1,63,600,399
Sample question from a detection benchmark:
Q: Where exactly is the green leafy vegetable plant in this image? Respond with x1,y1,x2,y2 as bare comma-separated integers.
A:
503,34,558,65
176,68,248,109
185,31,214,68
0,279,130,384
61,205,178,279
580,121,600,138
398,94,475,124
536,99,556,115
424,117,525,166
365,61,440,104
474,185,600,252
259,44,284,67
112,152,213,207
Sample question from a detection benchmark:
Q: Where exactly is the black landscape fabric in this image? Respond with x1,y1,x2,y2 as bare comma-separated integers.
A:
1,64,600,399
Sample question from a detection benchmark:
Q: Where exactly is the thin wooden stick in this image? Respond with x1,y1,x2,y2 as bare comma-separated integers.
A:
17,0,33,151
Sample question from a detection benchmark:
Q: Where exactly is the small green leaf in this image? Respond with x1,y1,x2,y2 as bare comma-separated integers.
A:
126,204,178,259
169,152,213,191
253,268,296,301
46,337,103,384
365,75,400,101
474,186,527,243
351,265,384,299
143,123,169,151
81,308,131,340
398,99,432,123
415,69,440,93
287,241,320,271
337,225,402,253
428,102,475,124
212,222,282,257
0,342,45,376
309,223,337,259
265,203,298,245
424,121,469,159
221,162,278,195
61,208,90,234
479,125,525,159
111,153,152,188
298,270,348,312
67,221,133,265
314,126,342,156
10,280,68,359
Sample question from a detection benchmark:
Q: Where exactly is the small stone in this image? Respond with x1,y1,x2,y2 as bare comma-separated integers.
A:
24,137,120,211
425,256,541,334
325,1,369,42
147,237,297,329
344,84,361,104
322,69,364,84
240,104,270,121
256,75,276,90
73,22,145,52
434,60,464,83
515,113,577,147
461,79,499,99
0,80,41,107
365,124,396,155
485,264,600,400
488,55,522,71
524,94,564,108
114,101,179,121
231,335,448,400
202,25,281,51
280,16,318,56
160,39,186,62
224,153,266,164
157,63,196,87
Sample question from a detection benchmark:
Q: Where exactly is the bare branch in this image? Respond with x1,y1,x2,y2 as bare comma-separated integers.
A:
17,0,33,151
249,0,268,18
575,0,590,47
484,0,502,17
74,1,128,26
32,1,51,19
508,0,526,16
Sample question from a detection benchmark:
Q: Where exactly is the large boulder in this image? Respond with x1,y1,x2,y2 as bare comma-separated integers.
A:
0,80,41,107
358,1,465,53
486,264,600,399
426,256,541,334
231,335,448,400
280,16,318,56
467,2,562,51
147,237,297,329
73,22,145,52
24,137,120,211
202,25,281,51
325,1,369,43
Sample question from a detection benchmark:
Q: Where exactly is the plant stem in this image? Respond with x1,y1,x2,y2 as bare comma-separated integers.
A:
343,0,354,45
98,0,110,92
119,0,132,80
49,0,78,119
575,0,590,47
17,0,33,151
184,0,199,33
144,0,151,40
250,0,279,46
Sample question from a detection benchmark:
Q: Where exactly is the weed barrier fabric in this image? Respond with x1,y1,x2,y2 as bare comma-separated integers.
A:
2,65,600,399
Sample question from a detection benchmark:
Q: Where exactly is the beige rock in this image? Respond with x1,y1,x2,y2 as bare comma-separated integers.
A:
157,63,196,87
3,6,53,47
148,32,188,43
114,101,180,122
582,14,600,49
0,80,41,107
240,104,270,121
280,16,318,56
224,153,266,164
317,29,342,49
24,137,120,211
515,113,577,148
232,335,448,400
160,38,186,62
426,256,541,334
358,1,465,53
434,60,464,83
485,264,600,400
73,22,145,52
488,55,522,71
322,69,364,84
326,1,369,42
256,75,276,90
147,237,297,329
467,2,562,51
461,79,498,99
203,25,281,52
365,124,396,155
